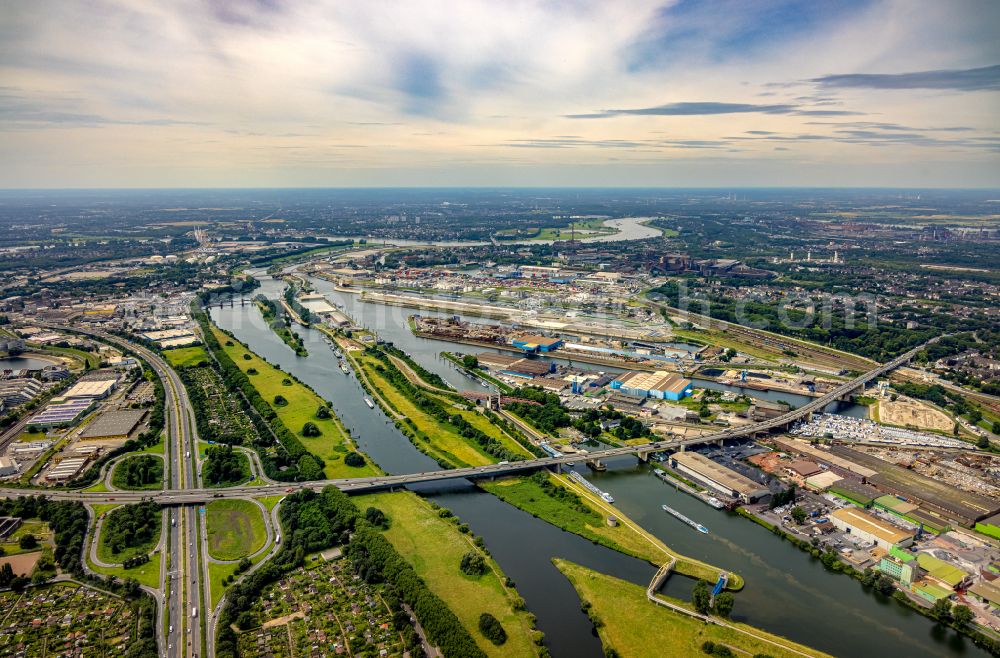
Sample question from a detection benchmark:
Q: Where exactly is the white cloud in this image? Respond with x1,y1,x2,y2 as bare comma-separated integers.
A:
0,0,996,186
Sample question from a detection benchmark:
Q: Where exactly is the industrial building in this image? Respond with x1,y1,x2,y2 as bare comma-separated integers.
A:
28,397,95,428
0,457,18,477
783,459,823,479
670,452,770,503
831,445,1000,526
878,546,918,586
0,516,22,539
827,479,881,507
141,328,198,348
804,471,843,492
969,581,1000,609
771,437,878,480
45,456,90,482
0,378,44,406
916,553,971,591
297,292,337,315
609,370,692,401
829,507,914,551
63,378,116,400
750,399,790,421
511,335,563,353
79,409,147,440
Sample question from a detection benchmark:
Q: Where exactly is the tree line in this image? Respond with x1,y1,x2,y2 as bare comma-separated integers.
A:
366,349,523,464
195,307,325,481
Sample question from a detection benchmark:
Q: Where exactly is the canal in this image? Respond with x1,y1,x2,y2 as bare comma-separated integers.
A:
210,274,987,658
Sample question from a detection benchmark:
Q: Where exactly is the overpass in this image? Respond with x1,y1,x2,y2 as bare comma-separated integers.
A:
0,336,939,504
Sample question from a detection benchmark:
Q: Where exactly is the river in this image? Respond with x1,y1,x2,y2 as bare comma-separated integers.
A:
324,216,663,248
210,274,987,658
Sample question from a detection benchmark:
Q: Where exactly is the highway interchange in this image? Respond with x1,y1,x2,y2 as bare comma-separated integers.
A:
0,327,937,656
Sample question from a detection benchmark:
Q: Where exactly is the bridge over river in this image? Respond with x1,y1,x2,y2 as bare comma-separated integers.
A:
0,337,938,505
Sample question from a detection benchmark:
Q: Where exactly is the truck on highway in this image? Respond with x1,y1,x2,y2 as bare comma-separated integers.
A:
275,534,280,544
192,607,198,618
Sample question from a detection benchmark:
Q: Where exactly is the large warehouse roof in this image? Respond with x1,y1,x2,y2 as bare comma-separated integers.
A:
80,409,147,439
830,507,913,545
672,452,766,498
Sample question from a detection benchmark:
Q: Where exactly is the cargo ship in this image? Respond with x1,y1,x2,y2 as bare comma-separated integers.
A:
569,471,614,503
662,504,709,534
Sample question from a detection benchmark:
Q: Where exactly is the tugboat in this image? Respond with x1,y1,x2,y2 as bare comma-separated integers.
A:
364,397,375,409
662,504,709,534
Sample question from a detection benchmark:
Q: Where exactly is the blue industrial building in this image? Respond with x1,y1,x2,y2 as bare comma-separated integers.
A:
510,334,563,353
609,370,693,401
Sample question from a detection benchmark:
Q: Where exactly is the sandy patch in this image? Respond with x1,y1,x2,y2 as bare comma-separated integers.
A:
0,551,42,576
879,398,952,432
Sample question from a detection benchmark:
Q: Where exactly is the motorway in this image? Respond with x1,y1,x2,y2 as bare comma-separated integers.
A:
40,326,208,658
0,327,936,656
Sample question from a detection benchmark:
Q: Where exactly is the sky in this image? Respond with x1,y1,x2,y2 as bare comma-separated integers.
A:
1,0,998,188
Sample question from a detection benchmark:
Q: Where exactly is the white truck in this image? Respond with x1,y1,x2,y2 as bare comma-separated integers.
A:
192,607,198,618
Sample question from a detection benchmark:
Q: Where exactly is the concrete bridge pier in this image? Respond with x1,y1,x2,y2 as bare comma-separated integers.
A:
636,450,651,463
586,458,607,472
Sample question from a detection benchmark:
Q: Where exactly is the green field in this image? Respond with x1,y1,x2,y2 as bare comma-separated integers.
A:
555,560,827,658
355,354,508,467
361,491,539,658
211,326,377,478
208,554,267,608
164,345,209,368
206,499,267,561
136,438,165,455
256,495,284,512
89,554,162,590
208,561,240,607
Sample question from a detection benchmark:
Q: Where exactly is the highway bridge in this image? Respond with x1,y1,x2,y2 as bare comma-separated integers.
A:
0,336,938,505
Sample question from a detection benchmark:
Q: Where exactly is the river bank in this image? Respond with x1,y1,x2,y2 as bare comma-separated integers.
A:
556,559,829,658
209,272,987,658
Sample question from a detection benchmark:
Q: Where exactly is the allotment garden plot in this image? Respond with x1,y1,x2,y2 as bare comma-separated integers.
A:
236,558,407,658
0,583,137,657
179,364,258,445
